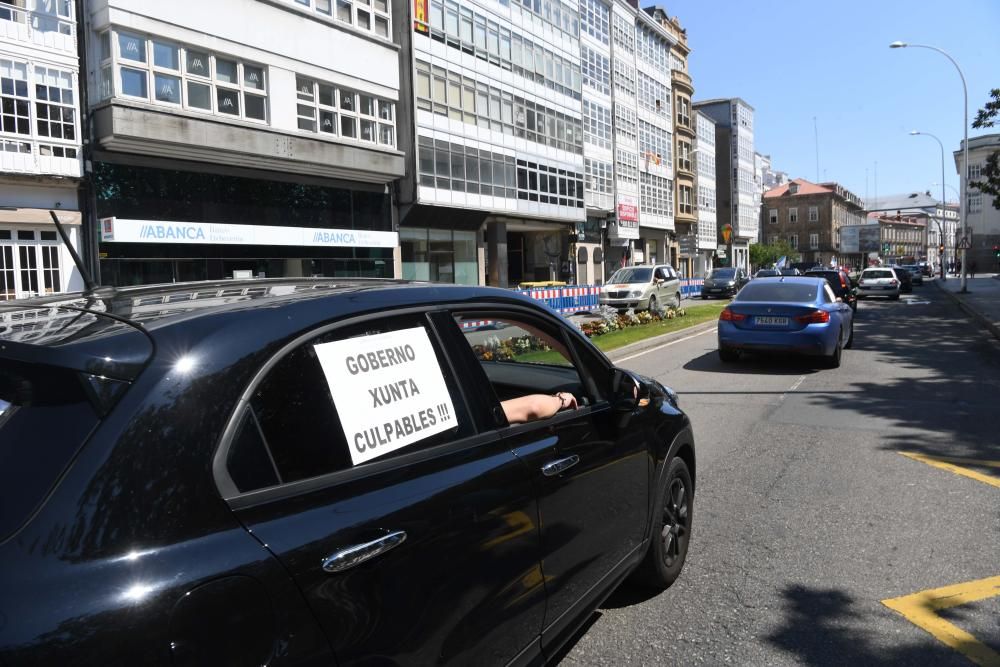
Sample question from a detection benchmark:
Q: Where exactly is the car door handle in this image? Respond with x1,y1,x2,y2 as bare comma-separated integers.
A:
322,530,407,573
542,455,580,477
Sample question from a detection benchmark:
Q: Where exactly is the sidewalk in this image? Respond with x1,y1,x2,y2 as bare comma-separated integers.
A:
932,273,1000,341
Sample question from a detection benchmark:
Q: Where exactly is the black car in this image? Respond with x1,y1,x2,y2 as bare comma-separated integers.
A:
888,265,914,293
0,278,695,666
804,268,858,310
701,267,749,298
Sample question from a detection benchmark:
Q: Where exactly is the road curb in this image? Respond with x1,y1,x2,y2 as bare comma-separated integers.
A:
605,321,717,363
932,280,1000,342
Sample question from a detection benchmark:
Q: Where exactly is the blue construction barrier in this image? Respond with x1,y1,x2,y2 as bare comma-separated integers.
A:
515,285,601,315
681,278,704,297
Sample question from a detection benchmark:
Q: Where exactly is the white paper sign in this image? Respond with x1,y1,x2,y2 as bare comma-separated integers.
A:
314,327,457,466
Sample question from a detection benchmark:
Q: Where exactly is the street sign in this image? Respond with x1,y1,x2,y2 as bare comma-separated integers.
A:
957,235,972,250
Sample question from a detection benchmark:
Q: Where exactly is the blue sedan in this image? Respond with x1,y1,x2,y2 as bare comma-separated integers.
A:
717,277,854,367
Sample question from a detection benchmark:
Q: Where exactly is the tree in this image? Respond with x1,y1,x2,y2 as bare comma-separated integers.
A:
969,88,1000,210
749,240,799,271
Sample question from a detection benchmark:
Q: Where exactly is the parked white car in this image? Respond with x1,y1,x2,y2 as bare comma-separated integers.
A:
856,267,901,300
600,265,682,312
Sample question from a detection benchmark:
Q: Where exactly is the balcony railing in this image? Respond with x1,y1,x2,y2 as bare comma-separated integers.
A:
0,136,82,178
0,5,76,53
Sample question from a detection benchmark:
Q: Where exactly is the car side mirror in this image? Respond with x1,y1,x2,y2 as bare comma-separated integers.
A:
611,368,641,414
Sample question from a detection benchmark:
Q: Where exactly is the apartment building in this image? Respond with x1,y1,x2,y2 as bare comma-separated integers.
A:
395,0,586,286
693,97,756,271
1,0,85,298
867,191,958,271
646,7,691,274
693,109,715,275
762,178,864,267
955,133,1000,271
85,0,405,285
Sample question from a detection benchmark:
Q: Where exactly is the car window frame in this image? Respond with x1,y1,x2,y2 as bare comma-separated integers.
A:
213,305,497,507
444,305,611,434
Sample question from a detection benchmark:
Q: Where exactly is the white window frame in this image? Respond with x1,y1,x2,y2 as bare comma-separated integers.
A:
789,234,798,249
0,229,63,300
809,232,819,249
768,208,777,224
108,30,268,124
296,76,395,147
808,205,818,222
788,207,798,224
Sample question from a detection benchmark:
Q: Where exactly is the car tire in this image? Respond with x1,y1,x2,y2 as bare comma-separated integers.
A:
674,293,682,309
845,321,854,349
890,294,900,301
633,456,693,589
824,339,842,368
648,295,658,313
701,294,708,300
718,347,739,362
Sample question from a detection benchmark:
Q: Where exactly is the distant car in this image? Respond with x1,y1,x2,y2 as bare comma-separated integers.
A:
717,277,854,368
804,268,857,311
701,267,749,298
857,267,902,300
917,261,932,277
600,264,682,312
899,265,924,286
754,268,801,278
888,265,913,292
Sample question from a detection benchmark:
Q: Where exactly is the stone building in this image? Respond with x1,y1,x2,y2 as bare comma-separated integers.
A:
762,178,864,268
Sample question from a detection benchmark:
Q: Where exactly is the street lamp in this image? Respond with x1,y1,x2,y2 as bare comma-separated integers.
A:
909,130,947,279
891,41,969,291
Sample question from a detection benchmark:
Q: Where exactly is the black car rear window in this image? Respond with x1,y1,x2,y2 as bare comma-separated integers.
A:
0,360,100,541
735,282,820,303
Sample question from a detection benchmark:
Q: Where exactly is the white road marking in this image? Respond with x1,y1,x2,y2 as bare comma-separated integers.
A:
781,375,807,402
614,326,716,363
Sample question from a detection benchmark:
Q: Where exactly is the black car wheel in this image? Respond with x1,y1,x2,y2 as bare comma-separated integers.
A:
673,293,682,309
634,456,693,589
845,321,854,349
824,339,842,368
648,295,658,312
718,347,739,362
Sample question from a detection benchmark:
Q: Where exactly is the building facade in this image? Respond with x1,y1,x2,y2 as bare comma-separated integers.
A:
693,97,756,272
85,0,405,285
1,0,85,298
693,109,715,275
955,133,1000,272
646,7,691,275
396,0,586,287
762,178,864,268
867,192,959,271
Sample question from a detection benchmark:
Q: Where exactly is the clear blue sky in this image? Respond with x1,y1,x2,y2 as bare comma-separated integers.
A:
646,0,1000,204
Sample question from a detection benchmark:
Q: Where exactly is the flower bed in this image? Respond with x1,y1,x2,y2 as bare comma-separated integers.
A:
578,305,686,338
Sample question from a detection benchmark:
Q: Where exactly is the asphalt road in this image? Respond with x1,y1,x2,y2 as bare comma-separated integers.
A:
558,283,1000,666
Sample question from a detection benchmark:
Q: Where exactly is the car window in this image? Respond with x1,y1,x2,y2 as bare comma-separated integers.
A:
609,267,652,283
454,313,604,423
708,269,735,279
735,282,820,302
823,284,837,303
0,360,101,541
863,270,894,279
225,313,473,493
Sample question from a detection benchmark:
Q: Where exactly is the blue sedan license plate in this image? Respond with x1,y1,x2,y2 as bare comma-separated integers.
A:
755,316,788,326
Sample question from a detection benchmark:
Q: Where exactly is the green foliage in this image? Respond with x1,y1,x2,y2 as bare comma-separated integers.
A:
749,240,800,271
970,88,1000,210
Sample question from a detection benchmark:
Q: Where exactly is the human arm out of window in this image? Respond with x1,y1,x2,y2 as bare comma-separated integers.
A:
501,391,577,424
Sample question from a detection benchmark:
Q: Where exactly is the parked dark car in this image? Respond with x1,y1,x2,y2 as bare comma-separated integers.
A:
899,264,924,286
805,268,857,310
0,279,695,666
888,265,914,293
701,267,749,298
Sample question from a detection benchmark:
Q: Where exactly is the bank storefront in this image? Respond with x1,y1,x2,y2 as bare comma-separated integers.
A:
95,162,395,285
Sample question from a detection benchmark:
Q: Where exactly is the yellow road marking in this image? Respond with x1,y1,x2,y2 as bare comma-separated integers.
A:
899,452,1000,489
882,575,1000,667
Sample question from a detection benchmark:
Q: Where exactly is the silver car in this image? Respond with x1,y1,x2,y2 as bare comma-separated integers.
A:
857,267,901,300
600,265,682,312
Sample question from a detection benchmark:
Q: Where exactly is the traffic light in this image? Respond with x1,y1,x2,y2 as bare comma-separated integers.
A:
994,245,1000,258
939,244,945,254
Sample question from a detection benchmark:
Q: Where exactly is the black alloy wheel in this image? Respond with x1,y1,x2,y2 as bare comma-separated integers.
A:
674,292,682,309
648,295,658,313
845,321,854,349
634,457,694,588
